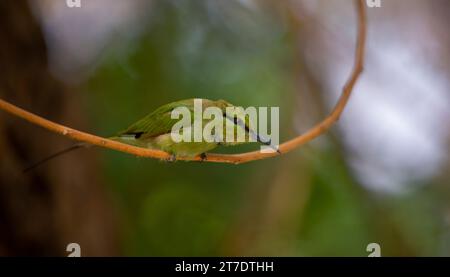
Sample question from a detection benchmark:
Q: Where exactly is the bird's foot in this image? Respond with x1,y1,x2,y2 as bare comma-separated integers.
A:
200,153,207,162
165,154,177,163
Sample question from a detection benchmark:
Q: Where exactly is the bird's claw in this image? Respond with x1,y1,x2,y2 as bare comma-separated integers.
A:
166,154,177,162
200,153,207,162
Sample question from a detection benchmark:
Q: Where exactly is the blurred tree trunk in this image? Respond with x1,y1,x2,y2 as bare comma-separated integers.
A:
0,1,119,256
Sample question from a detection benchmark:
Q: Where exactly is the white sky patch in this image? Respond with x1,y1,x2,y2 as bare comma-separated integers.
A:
306,0,450,192
30,0,151,83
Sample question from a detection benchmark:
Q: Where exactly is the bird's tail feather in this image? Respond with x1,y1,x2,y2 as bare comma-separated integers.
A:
23,142,89,173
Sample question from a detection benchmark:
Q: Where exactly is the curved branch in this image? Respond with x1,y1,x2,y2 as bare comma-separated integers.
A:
0,0,366,165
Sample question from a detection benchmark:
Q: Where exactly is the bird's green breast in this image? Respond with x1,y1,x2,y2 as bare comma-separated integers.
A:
147,133,219,157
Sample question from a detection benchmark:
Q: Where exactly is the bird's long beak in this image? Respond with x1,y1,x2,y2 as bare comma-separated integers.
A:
256,134,281,154
224,114,280,154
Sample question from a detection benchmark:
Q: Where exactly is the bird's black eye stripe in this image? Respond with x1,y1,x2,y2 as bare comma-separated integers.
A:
232,116,249,132
223,113,266,143
244,124,250,133
223,113,248,131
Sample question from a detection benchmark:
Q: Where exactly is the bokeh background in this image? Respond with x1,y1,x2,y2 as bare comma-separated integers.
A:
0,0,449,256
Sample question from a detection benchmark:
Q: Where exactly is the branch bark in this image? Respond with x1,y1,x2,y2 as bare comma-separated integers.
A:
0,0,366,165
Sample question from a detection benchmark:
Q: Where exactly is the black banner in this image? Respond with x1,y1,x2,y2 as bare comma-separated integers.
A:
0,257,441,275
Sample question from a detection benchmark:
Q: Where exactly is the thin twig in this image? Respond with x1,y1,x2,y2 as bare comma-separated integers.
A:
0,0,366,165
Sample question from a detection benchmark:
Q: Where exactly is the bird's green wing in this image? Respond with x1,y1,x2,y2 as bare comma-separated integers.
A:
116,99,203,139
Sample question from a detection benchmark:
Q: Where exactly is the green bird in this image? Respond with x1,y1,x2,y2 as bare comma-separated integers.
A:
24,98,274,172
